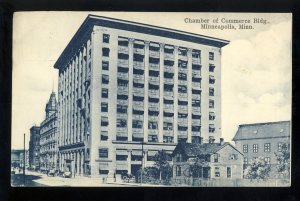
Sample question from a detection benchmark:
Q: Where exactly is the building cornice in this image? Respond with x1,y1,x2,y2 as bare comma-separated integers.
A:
112,140,177,146
58,142,85,151
54,15,230,70
233,136,290,142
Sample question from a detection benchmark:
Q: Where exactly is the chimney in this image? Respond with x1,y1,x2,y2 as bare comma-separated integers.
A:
199,137,203,145
220,138,224,145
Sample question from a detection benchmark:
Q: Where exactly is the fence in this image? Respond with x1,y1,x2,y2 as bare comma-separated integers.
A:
171,178,290,187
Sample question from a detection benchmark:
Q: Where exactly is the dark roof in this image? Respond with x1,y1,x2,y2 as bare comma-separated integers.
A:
45,92,57,111
30,126,40,130
173,142,240,157
11,149,28,153
54,15,230,70
232,121,290,141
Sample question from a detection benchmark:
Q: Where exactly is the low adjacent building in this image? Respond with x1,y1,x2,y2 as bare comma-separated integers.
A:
29,126,40,170
232,121,291,178
172,139,243,180
11,149,29,169
11,149,23,168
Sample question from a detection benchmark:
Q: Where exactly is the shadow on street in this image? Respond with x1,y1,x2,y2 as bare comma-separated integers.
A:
11,173,48,187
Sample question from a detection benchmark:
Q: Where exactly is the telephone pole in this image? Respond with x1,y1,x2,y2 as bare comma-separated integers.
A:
23,133,26,186
140,140,144,185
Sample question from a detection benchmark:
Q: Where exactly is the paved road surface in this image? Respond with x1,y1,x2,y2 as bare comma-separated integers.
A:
11,170,160,187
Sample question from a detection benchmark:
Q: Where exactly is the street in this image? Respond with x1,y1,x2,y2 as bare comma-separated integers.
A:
11,170,157,187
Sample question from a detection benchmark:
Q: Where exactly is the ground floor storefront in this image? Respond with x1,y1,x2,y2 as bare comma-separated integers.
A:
58,142,176,178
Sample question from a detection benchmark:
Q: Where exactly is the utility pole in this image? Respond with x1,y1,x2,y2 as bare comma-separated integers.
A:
23,133,26,186
141,140,144,185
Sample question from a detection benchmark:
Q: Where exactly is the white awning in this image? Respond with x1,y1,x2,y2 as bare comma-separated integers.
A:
147,151,158,157
118,37,128,42
131,150,142,156
99,163,109,170
164,96,174,101
164,45,174,49
134,40,145,45
163,131,174,137
133,104,144,110
209,124,215,129
209,112,215,117
116,163,128,170
132,132,144,138
150,42,160,47
116,132,127,137
116,149,128,155
101,131,108,136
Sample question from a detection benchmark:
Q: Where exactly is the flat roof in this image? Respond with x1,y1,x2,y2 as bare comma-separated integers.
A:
54,15,230,70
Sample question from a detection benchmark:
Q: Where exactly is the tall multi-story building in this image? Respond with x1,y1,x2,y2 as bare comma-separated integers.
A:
232,121,291,177
54,15,229,177
39,92,59,171
29,125,40,170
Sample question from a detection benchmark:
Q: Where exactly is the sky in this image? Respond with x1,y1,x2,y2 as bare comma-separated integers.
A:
12,12,292,149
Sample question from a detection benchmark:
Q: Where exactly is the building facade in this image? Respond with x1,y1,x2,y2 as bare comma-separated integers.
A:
39,92,59,171
172,139,243,180
11,149,29,168
53,15,229,177
232,121,291,177
29,126,40,170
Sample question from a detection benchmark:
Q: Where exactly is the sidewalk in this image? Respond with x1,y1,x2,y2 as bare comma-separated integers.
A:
24,170,139,187
21,170,168,187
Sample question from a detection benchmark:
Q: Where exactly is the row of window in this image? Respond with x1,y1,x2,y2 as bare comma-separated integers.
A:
104,48,203,62
40,133,56,142
244,157,271,165
175,153,221,164
40,143,56,151
243,142,281,153
101,117,209,131
101,74,209,86
103,34,215,60
100,132,204,143
175,166,232,178
40,121,57,133
116,95,213,108
101,106,202,114
214,167,232,178
98,148,172,161
102,60,216,76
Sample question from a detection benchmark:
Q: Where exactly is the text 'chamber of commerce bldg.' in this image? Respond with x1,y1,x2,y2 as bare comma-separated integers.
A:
53,15,229,177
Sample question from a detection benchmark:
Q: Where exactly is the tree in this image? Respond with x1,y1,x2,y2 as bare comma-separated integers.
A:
187,156,209,178
136,166,159,183
244,156,271,181
274,143,290,179
153,150,172,181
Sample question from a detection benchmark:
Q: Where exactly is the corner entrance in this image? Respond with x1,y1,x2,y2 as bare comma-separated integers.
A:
131,164,141,177
65,159,73,172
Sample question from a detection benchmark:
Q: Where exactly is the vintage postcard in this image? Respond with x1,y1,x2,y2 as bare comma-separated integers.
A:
11,12,292,187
